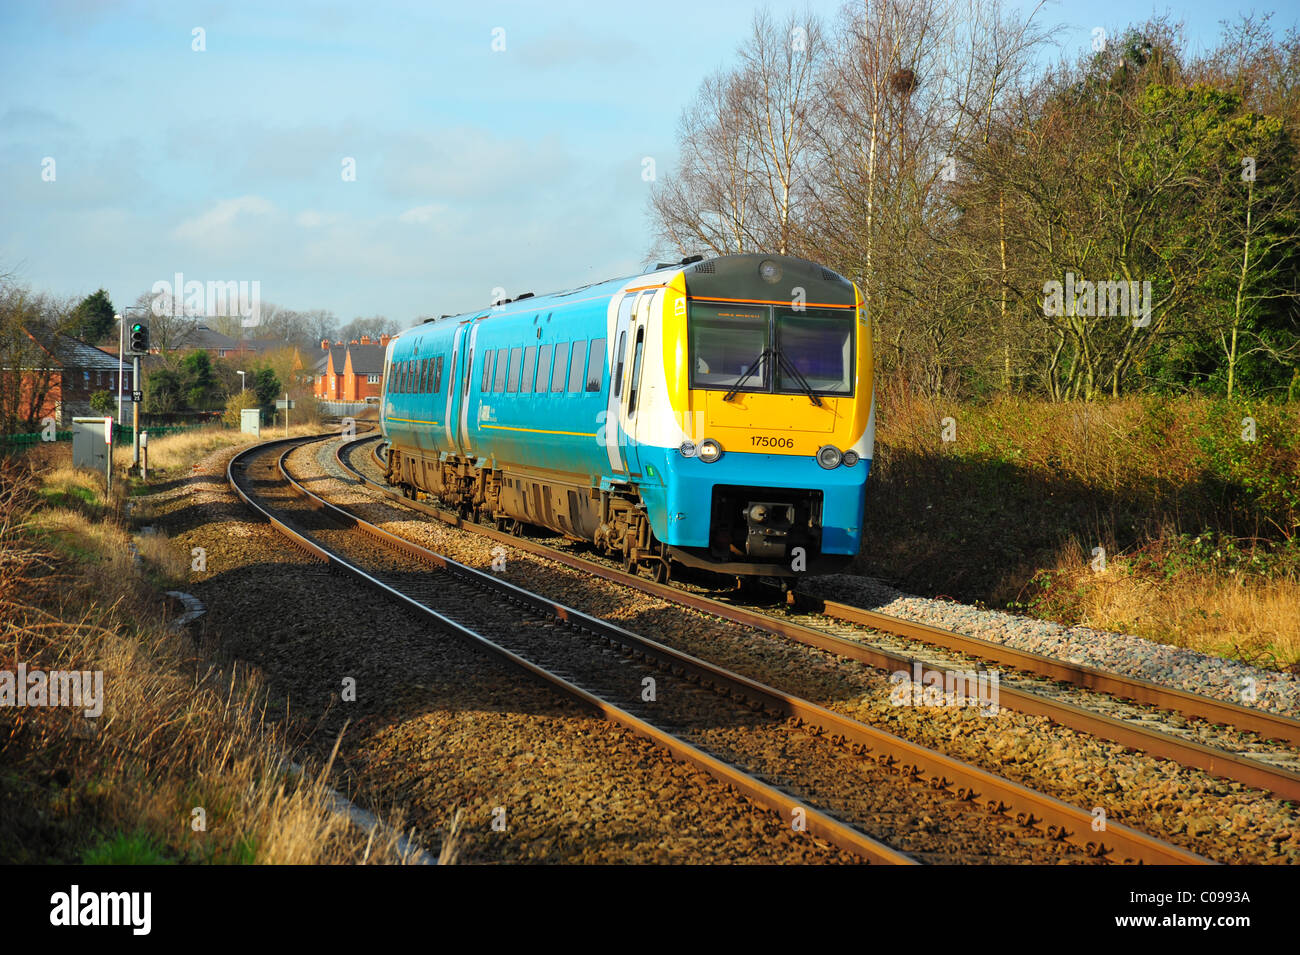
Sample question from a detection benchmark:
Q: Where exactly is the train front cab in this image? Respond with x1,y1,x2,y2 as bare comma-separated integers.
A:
651,256,873,577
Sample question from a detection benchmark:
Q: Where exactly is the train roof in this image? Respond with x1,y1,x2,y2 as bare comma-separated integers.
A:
391,254,854,342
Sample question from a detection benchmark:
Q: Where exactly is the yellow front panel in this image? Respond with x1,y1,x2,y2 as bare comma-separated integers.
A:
667,281,874,458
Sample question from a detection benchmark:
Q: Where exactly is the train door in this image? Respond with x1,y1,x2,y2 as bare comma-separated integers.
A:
604,292,637,474
444,323,464,451
458,320,480,455
621,290,655,477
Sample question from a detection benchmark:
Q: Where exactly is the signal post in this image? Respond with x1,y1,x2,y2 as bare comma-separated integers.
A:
128,321,149,472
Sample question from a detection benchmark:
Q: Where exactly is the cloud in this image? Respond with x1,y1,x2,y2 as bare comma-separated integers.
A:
514,23,649,70
172,195,275,242
0,107,77,132
396,203,450,225
296,209,340,228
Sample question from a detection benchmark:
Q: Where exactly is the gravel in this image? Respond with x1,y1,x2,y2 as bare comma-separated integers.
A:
132,441,861,864
318,436,1300,864
799,575,1299,718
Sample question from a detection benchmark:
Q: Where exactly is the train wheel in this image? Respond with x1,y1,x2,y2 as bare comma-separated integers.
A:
495,516,509,533
653,557,671,584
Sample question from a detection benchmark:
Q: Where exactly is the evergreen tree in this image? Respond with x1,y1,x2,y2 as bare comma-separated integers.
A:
72,289,116,343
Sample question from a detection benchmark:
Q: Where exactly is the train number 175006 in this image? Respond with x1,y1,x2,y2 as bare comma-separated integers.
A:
751,435,794,449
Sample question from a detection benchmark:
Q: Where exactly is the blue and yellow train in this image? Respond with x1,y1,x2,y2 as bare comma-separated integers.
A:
380,253,875,581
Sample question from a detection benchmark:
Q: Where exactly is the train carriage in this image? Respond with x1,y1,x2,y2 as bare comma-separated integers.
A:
381,253,874,581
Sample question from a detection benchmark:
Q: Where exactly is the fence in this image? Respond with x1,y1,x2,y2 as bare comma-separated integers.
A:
1,423,209,455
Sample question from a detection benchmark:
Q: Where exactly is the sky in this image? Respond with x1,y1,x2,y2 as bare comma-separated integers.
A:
1,0,1295,332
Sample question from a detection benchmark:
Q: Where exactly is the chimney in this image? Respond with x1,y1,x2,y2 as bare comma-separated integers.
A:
359,335,371,345
349,339,359,345
379,334,392,348
321,339,330,350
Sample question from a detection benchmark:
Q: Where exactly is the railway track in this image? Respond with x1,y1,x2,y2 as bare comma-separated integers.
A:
333,433,1300,806
230,431,1213,864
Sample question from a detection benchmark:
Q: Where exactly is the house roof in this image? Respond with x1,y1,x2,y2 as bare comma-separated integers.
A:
21,325,124,371
173,324,238,350
345,343,384,375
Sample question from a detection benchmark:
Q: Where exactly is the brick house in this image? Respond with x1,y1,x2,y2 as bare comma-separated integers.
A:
3,325,135,429
313,336,390,401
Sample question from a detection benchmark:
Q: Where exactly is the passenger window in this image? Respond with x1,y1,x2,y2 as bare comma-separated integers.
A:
613,331,627,397
551,341,569,392
433,356,443,393
536,344,552,394
420,358,429,392
586,338,605,392
521,346,537,394
493,347,508,392
567,340,585,392
507,347,522,392
482,352,493,392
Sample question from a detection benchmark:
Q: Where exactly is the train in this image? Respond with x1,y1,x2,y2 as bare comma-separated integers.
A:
379,253,875,582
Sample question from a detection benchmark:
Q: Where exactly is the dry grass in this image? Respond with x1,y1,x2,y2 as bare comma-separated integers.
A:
861,385,1300,669
1037,540,1300,670
0,454,430,864
116,423,323,476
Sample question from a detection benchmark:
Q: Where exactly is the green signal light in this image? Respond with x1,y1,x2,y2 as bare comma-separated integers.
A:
131,323,143,332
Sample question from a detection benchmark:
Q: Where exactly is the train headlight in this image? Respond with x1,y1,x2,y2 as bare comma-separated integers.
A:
698,439,724,463
758,259,782,284
816,445,842,469
679,440,697,458
842,449,859,466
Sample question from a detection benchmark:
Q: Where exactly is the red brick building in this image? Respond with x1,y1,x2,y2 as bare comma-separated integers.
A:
2,325,135,430
313,336,390,401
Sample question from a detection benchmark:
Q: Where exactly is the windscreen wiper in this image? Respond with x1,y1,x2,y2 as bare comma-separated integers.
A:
724,347,772,401
774,349,823,406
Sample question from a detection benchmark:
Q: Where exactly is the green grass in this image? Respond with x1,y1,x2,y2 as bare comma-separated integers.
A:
82,830,175,865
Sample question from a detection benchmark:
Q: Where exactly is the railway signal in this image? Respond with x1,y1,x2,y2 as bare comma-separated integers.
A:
129,321,150,355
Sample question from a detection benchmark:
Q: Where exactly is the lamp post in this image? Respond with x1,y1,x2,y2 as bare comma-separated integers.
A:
237,370,246,393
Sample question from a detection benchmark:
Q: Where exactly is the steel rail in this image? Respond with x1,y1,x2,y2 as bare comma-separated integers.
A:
308,436,1213,863
227,435,917,865
341,435,1300,804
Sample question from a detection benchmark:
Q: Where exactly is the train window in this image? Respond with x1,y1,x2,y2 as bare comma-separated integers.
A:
433,356,444,394
567,341,585,392
551,341,569,392
521,346,537,394
585,338,605,392
507,347,523,392
775,308,854,395
482,352,493,392
626,329,645,414
400,361,408,393
536,344,552,395
689,302,770,392
493,348,508,392
419,358,429,392
613,331,627,397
